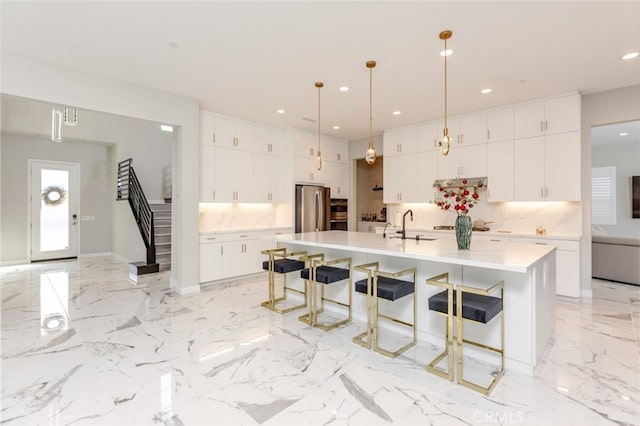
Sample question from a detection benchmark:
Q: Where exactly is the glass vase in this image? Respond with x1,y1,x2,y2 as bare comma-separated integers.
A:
455,215,472,250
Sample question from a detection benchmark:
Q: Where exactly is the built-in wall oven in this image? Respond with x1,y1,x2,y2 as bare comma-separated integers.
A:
330,198,348,231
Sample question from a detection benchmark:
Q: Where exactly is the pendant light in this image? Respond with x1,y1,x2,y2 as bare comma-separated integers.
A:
315,82,324,171
438,30,452,156
365,60,377,164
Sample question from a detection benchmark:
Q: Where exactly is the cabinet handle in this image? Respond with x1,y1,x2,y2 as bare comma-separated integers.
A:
434,138,437,148
310,172,314,181
212,133,216,144
545,187,549,198
337,187,341,194
221,246,224,255
310,148,314,156
535,242,548,245
212,190,216,200
487,130,490,140
545,120,549,131
541,187,544,198
460,134,464,144
240,234,248,238
489,239,501,242
337,153,341,161
207,237,216,240
540,121,544,132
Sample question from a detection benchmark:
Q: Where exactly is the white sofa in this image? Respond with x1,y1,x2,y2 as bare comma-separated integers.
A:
592,236,640,285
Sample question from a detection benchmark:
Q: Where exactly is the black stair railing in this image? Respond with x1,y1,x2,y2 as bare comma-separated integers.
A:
117,158,156,265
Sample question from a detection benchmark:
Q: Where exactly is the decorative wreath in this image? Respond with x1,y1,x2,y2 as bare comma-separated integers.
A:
41,185,67,206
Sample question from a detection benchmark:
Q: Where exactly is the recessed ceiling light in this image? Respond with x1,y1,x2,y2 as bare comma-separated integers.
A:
168,42,178,49
622,52,639,60
161,125,174,132
481,88,492,94
440,49,453,57
333,125,340,130
619,132,629,136
392,111,401,116
339,86,350,92
276,109,285,114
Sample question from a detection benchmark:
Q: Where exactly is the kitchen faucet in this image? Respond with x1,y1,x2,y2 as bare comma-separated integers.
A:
401,209,413,240
382,222,392,238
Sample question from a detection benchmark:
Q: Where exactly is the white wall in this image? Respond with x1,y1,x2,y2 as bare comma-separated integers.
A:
0,133,114,262
592,141,640,238
1,50,201,294
581,85,640,295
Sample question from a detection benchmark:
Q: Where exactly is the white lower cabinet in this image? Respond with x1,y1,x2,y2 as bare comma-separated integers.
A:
511,237,580,298
199,230,288,283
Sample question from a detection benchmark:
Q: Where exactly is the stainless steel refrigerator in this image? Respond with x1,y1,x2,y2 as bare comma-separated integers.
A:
295,184,331,233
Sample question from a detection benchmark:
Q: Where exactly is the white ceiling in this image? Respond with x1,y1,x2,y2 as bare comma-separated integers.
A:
1,1,639,141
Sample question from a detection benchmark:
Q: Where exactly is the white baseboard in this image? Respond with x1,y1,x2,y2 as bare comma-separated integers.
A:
0,259,30,267
581,288,593,299
78,252,112,259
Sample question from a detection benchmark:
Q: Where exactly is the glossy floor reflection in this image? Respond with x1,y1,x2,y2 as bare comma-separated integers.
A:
1,258,638,425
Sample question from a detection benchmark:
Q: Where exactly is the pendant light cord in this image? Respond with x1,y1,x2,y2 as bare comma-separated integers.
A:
444,36,448,131
369,66,373,148
318,85,321,152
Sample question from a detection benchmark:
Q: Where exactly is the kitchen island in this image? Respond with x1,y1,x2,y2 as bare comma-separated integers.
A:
274,231,557,376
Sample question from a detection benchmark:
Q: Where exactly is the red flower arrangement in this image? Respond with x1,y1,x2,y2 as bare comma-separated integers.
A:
434,179,484,215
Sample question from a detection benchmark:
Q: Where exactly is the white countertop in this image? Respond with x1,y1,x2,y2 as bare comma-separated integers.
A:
275,231,556,273
200,227,292,236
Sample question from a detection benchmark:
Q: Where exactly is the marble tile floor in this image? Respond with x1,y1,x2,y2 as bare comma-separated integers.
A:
1,257,638,426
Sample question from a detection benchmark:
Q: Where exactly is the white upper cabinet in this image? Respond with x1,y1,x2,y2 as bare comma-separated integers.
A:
325,136,348,163
514,94,580,139
417,150,438,202
383,126,418,157
437,112,487,146
417,123,438,151
200,144,216,202
436,144,487,179
544,132,581,201
210,114,253,150
487,107,514,143
487,140,514,202
253,152,283,203
213,148,253,202
200,112,216,145
293,131,317,158
324,161,349,197
384,153,418,203
514,132,580,201
253,125,283,156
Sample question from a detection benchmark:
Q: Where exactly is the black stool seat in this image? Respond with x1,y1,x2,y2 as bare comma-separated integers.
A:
429,290,502,323
262,259,305,274
355,276,414,301
301,266,350,284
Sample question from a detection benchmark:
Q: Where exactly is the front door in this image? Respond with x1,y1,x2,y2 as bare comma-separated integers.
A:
30,160,80,261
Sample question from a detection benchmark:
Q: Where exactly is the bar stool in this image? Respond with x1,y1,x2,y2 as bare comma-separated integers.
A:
353,262,416,358
426,272,505,395
260,248,307,314
298,254,352,331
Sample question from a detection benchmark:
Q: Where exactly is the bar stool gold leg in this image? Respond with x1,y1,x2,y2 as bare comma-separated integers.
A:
425,272,455,381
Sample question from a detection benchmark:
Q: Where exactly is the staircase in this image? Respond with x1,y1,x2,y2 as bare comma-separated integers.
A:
117,158,172,276
151,203,171,272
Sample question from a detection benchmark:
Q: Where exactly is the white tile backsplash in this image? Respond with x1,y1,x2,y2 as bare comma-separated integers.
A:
387,200,582,236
